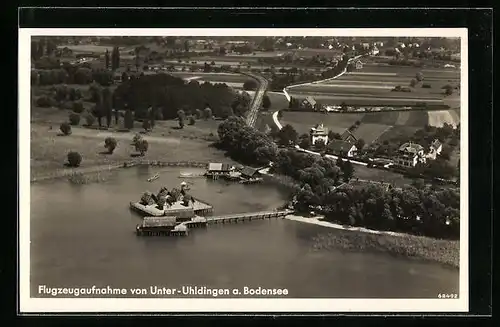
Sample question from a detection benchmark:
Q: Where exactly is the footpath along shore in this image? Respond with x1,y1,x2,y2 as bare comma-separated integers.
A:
285,214,408,237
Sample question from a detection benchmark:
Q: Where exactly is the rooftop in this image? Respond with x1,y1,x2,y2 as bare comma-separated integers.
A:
141,217,177,228
327,139,356,153
241,166,260,178
341,129,357,142
208,163,232,172
311,123,328,134
304,96,317,106
430,139,442,149
399,142,424,154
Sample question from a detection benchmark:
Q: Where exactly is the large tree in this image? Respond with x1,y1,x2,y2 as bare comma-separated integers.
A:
105,49,110,69
277,124,298,146
111,46,120,71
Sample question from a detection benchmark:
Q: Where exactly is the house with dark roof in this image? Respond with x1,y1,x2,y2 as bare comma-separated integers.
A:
302,96,317,111
341,129,358,143
327,139,357,157
396,142,425,167
427,139,443,160
240,167,261,179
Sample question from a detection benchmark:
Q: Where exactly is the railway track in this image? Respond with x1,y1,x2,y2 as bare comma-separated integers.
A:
239,72,269,128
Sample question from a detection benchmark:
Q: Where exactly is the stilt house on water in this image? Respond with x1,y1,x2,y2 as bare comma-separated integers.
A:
239,167,263,183
205,163,233,179
136,217,189,236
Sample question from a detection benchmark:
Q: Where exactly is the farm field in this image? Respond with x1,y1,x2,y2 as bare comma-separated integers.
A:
355,63,460,78
427,110,461,128
279,111,364,135
58,44,135,54
278,109,439,144
290,84,447,99
282,61,461,107
286,91,446,106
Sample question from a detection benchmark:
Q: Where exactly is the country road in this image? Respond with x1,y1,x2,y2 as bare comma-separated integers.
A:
241,72,268,127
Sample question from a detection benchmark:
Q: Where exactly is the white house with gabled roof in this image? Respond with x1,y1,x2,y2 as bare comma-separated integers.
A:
396,142,426,167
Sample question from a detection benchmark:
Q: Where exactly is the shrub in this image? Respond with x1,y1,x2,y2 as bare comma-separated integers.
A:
72,100,85,113
67,151,82,167
188,116,196,125
104,137,118,153
60,122,72,135
422,83,432,88
85,113,96,126
203,107,212,120
135,139,149,156
243,79,258,91
132,133,143,145
36,95,56,108
69,113,81,126
142,119,151,131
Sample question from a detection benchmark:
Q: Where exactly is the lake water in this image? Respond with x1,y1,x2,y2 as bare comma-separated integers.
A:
30,166,459,298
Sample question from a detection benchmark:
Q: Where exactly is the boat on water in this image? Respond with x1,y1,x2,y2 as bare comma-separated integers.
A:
147,173,160,182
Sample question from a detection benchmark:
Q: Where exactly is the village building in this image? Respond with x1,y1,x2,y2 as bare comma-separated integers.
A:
341,129,358,143
355,60,363,70
302,96,318,111
240,167,261,180
426,139,443,160
206,163,232,179
396,142,426,167
310,124,329,146
327,139,357,157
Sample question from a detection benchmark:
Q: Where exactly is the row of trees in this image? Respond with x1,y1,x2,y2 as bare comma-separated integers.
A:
31,39,58,61
318,182,459,239
112,73,251,120
32,66,114,86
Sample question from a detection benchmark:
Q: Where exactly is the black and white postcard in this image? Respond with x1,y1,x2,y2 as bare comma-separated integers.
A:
20,27,468,313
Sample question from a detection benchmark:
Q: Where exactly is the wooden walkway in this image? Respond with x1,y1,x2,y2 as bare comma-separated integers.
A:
206,210,293,225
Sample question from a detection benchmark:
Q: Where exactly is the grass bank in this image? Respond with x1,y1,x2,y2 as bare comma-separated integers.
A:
30,112,234,181
310,227,459,268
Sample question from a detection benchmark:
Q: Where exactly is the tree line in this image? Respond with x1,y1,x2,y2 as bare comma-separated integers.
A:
112,73,252,121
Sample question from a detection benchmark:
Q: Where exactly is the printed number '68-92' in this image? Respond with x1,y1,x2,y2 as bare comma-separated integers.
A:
438,293,458,299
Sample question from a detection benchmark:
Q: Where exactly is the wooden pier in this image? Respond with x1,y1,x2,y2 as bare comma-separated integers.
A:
206,210,293,225
135,210,294,237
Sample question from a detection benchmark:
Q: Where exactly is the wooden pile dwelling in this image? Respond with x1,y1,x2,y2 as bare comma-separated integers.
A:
205,163,233,180
136,217,189,236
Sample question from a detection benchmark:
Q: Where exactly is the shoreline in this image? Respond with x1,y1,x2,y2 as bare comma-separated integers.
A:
30,160,210,183
285,215,459,268
285,214,409,237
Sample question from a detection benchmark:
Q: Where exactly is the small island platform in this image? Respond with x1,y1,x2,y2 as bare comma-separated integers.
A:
130,198,213,217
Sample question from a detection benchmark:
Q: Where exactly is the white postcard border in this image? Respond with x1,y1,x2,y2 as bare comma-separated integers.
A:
19,28,469,313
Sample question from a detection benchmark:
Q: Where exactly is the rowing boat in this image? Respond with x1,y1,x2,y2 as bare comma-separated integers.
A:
147,173,160,182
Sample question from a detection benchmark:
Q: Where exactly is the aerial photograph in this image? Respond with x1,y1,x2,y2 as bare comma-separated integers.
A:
27,35,462,300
